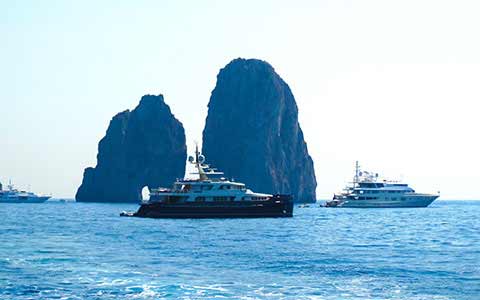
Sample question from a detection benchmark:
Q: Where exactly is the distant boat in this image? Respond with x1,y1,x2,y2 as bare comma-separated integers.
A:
325,162,439,208
0,181,50,203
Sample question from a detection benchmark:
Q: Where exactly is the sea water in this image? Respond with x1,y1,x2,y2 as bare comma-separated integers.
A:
0,200,478,300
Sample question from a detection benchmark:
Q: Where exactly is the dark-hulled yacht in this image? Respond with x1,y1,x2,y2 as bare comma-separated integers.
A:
121,146,293,218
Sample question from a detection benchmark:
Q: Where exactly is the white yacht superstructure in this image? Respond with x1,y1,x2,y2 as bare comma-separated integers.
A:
326,162,439,208
147,146,273,204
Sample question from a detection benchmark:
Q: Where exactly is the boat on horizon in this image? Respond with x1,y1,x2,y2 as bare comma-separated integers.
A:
121,146,293,218
0,181,51,203
325,162,439,208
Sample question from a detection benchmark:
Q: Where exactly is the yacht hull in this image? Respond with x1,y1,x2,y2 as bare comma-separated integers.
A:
124,195,293,218
327,195,438,208
0,196,50,203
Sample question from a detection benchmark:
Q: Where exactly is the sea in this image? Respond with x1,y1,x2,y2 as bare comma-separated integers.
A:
0,200,478,300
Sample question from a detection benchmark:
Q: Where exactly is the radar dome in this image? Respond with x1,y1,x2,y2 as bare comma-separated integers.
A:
198,154,205,163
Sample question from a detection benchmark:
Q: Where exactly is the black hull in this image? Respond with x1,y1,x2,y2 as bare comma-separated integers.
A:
125,194,293,218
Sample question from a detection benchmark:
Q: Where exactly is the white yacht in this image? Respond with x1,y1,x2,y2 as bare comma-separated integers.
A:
0,181,51,203
326,162,439,208
121,146,293,218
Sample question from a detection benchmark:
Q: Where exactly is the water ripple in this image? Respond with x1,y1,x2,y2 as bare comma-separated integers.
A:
0,201,479,299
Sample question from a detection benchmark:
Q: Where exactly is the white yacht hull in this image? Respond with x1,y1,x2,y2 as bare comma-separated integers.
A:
333,195,438,208
0,196,50,203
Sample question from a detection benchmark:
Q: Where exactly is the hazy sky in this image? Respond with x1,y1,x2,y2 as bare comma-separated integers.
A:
1,1,479,199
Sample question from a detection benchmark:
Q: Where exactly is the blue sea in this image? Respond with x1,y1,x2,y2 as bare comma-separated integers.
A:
0,201,479,300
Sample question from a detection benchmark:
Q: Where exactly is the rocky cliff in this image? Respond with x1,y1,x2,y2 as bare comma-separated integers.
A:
202,58,317,202
76,94,186,203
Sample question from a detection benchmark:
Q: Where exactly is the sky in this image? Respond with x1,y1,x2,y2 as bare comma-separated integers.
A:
1,0,479,199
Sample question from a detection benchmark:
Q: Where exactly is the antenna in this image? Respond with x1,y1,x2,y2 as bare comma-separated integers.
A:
195,142,200,164
192,142,208,181
354,161,360,188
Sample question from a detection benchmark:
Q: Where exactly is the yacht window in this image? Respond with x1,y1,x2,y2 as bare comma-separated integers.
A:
191,185,203,192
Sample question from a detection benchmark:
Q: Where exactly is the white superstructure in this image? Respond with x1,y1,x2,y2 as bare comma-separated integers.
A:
326,162,439,208
147,146,272,203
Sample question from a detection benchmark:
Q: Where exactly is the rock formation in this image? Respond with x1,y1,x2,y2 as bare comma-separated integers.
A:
202,58,317,202
76,94,186,203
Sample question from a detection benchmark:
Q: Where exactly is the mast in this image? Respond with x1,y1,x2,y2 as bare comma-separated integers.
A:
188,143,223,181
195,144,199,164
354,161,359,188
194,144,208,181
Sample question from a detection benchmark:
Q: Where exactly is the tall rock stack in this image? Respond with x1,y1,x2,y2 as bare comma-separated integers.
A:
76,94,186,203
202,58,317,202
